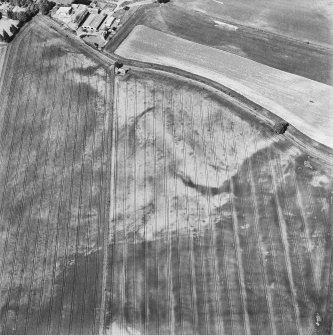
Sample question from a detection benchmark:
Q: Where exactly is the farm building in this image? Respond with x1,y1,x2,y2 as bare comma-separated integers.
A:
71,7,88,27
104,15,115,28
56,6,72,16
82,13,106,31
0,3,11,17
88,7,100,14
90,0,98,7
0,18,19,37
71,4,87,10
12,6,26,13
115,67,129,75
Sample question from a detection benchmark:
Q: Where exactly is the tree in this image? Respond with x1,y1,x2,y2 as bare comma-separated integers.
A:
16,10,29,22
114,61,123,68
273,121,289,134
10,24,18,34
7,10,14,19
0,12,2,19
3,30,10,42
38,0,54,15
28,3,39,15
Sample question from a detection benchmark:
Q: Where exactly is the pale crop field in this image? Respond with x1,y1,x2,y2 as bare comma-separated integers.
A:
104,70,333,335
115,25,333,149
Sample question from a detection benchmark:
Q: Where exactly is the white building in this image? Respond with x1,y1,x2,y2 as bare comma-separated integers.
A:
82,13,106,31
56,6,72,16
104,15,115,28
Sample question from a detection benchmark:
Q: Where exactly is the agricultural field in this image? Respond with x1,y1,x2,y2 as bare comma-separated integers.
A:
172,0,333,47
115,25,333,149
104,70,333,334
0,10,333,335
0,20,112,334
115,5,333,86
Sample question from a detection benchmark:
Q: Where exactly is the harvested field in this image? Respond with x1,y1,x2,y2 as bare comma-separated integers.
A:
108,5,333,85
172,0,333,46
105,70,333,334
115,25,333,149
0,20,112,334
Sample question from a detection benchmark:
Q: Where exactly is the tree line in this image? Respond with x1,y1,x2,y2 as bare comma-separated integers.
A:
0,0,55,19
0,0,55,43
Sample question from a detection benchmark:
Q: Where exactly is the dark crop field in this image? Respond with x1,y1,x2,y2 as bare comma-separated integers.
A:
172,0,333,47
0,21,112,335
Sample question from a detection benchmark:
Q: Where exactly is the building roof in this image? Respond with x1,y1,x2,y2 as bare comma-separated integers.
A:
104,15,115,27
12,5,26,12
72,8,88,24
56,6,72,15
82,13,106,30
72,4,87,10
0,3,12,12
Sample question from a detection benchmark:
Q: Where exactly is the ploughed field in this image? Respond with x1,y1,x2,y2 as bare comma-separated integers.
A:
106,71,333,334
172,0,333,47
0,21,111,334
